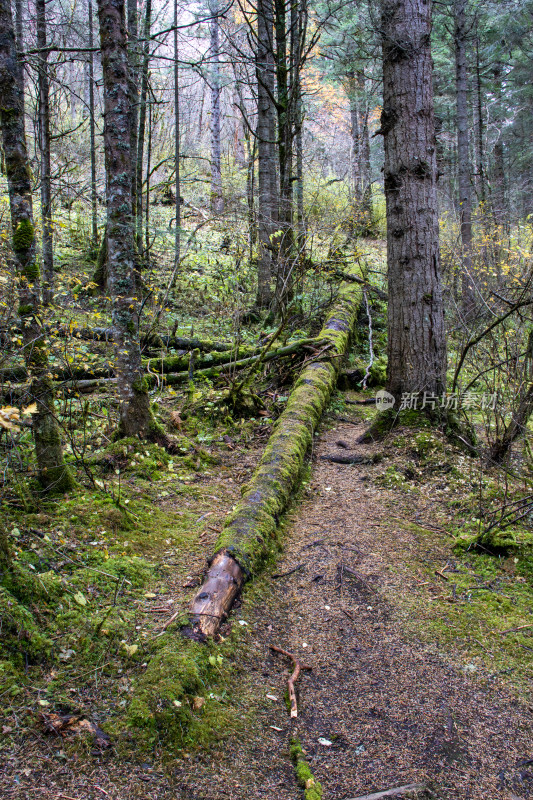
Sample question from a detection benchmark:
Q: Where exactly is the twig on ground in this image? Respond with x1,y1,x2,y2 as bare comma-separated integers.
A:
272,564,304,579
344,784,427,800
499,623,533,635
270,645,311,718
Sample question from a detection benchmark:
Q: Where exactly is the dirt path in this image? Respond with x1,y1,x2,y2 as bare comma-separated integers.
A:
174,421,532,800
4,419,532,800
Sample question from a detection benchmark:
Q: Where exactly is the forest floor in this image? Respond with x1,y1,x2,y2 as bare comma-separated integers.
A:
2,401,532,800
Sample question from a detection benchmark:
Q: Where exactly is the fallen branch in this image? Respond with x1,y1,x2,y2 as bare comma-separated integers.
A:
344,784,427,800
270,645,311,718
320,454,372,464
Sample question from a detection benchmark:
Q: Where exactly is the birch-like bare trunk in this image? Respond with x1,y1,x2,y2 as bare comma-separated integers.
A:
0,0,74,492
381,0,447,402
97,0,152,437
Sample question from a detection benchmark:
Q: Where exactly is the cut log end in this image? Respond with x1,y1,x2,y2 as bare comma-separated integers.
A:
188,551,244,638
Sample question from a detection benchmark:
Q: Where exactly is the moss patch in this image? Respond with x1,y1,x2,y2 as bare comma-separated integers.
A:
290,738,324,800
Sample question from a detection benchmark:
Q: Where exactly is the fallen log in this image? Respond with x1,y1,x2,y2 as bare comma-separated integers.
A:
1,337,319,386
188,270,363,637
319,454,372,464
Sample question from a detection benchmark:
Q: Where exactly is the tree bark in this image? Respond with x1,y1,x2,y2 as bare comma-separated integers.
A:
136,0,151,257
454,0,475,316
127,0,139,224
97,0,152,437
209,0,224,214
36,0,54,305
88,0,99,251
173,0,181,277
255,0,277,308
380,0,447,402
0,0,74,492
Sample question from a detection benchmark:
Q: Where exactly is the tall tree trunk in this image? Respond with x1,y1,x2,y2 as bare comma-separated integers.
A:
0,0,74,492
14,0,23,91
474,35,486,205
97,0,152,437
173,0,180,276
491,62,508,238
255,0,277,308
454,0,475,315
358,71,373,228
274,0,293,307
127,0,139,223
209,0,223,213
36,0,54,305
380,0,447,402
88,0,98,252
145,96,152,257
136,0,151,256
346,73,362,212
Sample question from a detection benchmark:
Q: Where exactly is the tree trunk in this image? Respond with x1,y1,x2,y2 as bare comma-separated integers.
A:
474,35,486,205
136,0,151,257
358,71,373,228
127,0,139,223
14,0,23,91
0,0,74,492
454,0,475,316
88,0,99,251
380,0,447,402
209,0,224,214
491,63,508,240
255,0,277,308
173,0,181,277
274,0,293,302
97,0,152,437
346,73,363,212
36,0,54,305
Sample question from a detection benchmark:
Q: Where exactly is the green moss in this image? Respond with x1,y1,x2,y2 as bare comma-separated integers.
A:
402,540,533,697
13,218,35,252
0,586,52,663
290,738,324,800
17,303,33,317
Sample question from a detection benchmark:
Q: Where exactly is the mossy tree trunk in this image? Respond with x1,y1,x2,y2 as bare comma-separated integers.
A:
189,272,362,637
97,0,152,437
0,0,74,492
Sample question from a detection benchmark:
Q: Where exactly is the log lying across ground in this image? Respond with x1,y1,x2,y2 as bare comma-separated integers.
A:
0,337,321,385
188,270,363,637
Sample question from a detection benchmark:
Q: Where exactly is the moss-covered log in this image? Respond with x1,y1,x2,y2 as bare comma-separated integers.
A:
1,338,319,385
189,272,362,637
